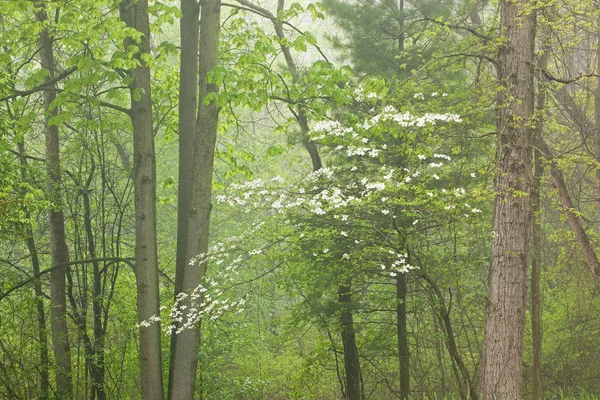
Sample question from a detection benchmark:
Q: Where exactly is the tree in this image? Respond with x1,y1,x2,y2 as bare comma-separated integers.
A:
168,0,222,397
480,0,536,396
35,5,74,398
119,1,163,398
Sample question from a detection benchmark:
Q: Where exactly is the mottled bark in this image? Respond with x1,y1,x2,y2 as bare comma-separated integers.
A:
119,1,163,398
168,0,221,397
595,16,600,244
35,7,73,399
481,0,536,396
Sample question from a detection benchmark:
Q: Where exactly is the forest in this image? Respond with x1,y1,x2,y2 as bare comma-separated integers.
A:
1,0,600,399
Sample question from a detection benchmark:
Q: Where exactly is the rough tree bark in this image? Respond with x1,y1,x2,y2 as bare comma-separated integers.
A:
480,0,536,396
119,1,163,398
168,0,222,397
34,6,73,399
595,14,600,244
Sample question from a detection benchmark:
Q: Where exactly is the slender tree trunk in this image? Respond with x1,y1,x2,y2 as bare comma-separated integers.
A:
539,140,600,287
119,1,163,398
26,222,50,400
34,7,73,399
396,273,409,400
339,284,362,400
531,137,543,400
432,306,447,398
81,172,107,400
531,38,548,400
481,0,536,395
169,0,199,395
16,134,50,400
421,273,478,400
168,0,221,397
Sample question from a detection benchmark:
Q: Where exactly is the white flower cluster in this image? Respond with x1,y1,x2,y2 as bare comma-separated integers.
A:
380,251,418,277
354,86,382,102
163,283,247,335
137,221,279,333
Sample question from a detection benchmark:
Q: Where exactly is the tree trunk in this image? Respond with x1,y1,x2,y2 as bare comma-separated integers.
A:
339,284,362,400
168,0,221,397
119,1,163,398
531,38,548,400
396,273,409,400
421,273,478,400
531,137,543,400
481,0,536,396
25,221,50,400
82,172,107,400
16,133,50,400
169,0,200,396
539,140,600,287
35,7,73,399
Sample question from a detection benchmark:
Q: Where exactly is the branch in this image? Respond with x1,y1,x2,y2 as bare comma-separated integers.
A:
538,66,600,84
0,257,135,302
223,0,330,62
0,66,77,102
98,100,131,115
421,12,492,41
539,139,600,289
7,149,45,163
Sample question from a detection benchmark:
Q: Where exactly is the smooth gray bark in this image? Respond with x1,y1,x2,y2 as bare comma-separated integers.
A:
168,0,199,396
168,0,222,397
119,1,163,398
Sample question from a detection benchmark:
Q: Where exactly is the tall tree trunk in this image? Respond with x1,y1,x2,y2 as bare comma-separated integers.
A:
531,135,543,400
81,168,107,400
119,1,163,398
396,273,409,400
168,0,221,397
16,133,50,400
34,6,73,399
339,284,362,400
25,219,50,400
481,0,536,396
531,36,548,400
169,0,200,396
